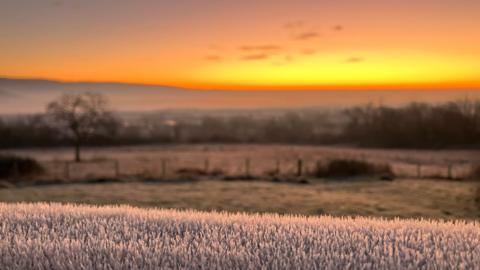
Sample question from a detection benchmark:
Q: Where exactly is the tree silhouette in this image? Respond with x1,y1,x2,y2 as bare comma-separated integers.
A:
46,93,117,162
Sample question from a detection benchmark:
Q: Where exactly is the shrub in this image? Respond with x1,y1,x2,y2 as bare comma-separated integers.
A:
471,164,480,180
176,167,207,176
0,155,44,180
313,159,394,178
176,167,224,177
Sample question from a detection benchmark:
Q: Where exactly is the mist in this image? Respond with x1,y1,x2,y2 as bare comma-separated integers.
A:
1,77,480,114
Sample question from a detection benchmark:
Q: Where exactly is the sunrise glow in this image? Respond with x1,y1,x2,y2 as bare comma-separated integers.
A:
1,0,480,90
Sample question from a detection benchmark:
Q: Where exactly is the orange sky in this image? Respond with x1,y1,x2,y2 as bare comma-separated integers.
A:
1,0,480,90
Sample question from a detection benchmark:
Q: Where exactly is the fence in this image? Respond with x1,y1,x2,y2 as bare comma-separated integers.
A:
37,156,478,181
40,159,120,180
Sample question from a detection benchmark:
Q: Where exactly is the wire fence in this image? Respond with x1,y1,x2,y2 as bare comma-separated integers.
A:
36,156,478,182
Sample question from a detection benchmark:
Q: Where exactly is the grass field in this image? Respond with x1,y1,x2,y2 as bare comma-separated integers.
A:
1,144,479,220
2,144,480,180
1,179,478,219
1,203,479,270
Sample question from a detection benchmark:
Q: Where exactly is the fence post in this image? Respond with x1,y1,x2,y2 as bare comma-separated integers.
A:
416,164,421,178
472,163,477,179
65,161,70,179
447,164,453,179
12,161,19,179
275,159,280,175
297,159,303,177
316,160,322,176
161,159,167,178
114,160,120,178
245,158,251,177
204,158,209,173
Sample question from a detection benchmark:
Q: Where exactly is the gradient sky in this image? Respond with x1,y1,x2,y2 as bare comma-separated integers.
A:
1,0,480,90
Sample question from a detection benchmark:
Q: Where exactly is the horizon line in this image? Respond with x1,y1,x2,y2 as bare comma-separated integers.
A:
1,75,480,92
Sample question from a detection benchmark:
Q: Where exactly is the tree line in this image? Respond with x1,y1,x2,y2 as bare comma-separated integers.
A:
1,94,479,160
342,100,480,148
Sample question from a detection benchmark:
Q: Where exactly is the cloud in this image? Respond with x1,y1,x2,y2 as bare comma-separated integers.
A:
239,45,282,61
294,31,320,40
242,54,270,61
345,57,364,63
284,20,304,29
333,25,344,31
239,45,282,52
204,55,222,61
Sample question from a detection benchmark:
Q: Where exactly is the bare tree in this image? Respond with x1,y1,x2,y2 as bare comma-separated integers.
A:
46,93,118,162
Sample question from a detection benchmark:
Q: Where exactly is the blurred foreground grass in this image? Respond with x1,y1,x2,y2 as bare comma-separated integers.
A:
0,179,478,220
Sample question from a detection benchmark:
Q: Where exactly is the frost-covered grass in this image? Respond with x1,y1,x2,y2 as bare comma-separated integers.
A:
0,203,479,270
3,144,479,179
1,179,477,219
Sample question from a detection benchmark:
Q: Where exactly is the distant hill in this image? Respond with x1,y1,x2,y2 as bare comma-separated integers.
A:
1,77,479,114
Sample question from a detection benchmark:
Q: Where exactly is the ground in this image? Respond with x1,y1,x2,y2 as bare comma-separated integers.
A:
1,178,478,220
2,203,479,269
1,144,479,220
2,144,479,179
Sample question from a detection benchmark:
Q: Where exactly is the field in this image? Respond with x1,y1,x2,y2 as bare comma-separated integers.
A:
2,144,480,180
1,203,479,269
1,144,480,220
1,179,478,220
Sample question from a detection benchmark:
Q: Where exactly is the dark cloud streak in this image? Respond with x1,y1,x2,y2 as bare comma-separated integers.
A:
239,45,282,52
345,57,364,63
294,31,320,40
284,20,304,29
333,25,344,31
242,54,270,61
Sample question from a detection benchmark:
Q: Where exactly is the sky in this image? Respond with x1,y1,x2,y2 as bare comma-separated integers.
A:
1,0,480,90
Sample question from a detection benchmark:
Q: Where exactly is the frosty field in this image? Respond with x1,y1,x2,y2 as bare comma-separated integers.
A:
3,144,480,180
0,203,479,270
1,179,478,220
1,144,479,220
